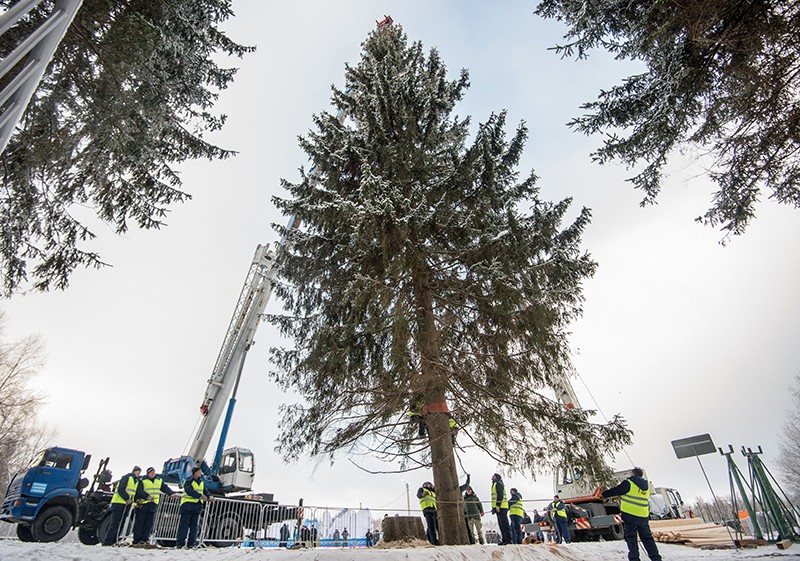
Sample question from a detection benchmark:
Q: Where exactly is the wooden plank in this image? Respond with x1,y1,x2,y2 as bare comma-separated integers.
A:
734,538,768,547
672,528,733,536
650,518,706,529
653,523,720,533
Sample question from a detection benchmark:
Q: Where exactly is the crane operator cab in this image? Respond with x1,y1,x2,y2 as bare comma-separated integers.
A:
217,447,255,492
555,466,595,499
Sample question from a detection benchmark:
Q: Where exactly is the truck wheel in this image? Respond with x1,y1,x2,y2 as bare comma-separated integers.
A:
96,514,112,544
78,527,100,545
208,513,242,547
607,523,624,541
31,506,73,542
16,524,35,542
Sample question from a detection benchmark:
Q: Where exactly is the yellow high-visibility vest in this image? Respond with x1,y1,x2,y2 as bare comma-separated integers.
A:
619,479,650,518
492,482,508,509
141,477,165,504
509,496,524,517
419,488,436,510
180,479,205,504
111,474,139,505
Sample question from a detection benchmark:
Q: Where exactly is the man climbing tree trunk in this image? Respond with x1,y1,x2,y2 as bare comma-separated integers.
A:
269,19,632,546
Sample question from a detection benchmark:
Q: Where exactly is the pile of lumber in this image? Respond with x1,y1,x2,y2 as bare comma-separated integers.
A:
650,518,749,548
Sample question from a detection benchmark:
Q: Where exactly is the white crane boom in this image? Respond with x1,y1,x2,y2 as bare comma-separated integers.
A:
187,237,290,462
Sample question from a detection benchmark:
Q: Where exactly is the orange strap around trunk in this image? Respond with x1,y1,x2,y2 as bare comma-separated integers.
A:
422,401,449,414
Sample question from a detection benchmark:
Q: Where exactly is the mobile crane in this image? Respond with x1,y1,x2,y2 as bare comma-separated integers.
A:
160,232,293,493
0,227,303,544
0,234,302,544
544,371,686,540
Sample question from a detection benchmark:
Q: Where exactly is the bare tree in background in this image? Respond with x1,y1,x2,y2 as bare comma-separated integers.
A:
0,312,52,493
777,375,800,503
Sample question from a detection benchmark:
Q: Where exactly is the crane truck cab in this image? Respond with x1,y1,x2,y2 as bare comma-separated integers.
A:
653,486,686,519
0,447,91,542
162,446,255,495
217,447,255,491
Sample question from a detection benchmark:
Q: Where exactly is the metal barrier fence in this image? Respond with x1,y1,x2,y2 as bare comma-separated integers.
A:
0,498,400,547
149,495,308,547
148,499,414,548
4,498,511,547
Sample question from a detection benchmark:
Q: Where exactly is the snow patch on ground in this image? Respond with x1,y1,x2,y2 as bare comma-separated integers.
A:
1,541,799,561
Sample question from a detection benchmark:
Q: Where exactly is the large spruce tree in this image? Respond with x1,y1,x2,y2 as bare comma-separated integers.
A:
270,23,631,545
0,0,252,294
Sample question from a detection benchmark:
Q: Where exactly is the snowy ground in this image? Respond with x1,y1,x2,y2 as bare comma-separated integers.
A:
1,541,799,561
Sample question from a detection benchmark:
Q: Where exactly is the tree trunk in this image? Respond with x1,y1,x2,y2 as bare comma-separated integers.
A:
427,410,467,545
382,516,426,542
412,264,469,545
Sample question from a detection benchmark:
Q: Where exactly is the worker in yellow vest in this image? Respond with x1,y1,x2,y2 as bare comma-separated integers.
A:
602,467,662,561
490,473,512,545
102,466,143,546
176,466,212,548
131,467,177,547
508,487,525,544
546,494,571,544
417,481,438,545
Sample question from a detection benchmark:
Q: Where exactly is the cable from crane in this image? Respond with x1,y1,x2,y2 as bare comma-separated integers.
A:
182,413,204,457
573,369,636,467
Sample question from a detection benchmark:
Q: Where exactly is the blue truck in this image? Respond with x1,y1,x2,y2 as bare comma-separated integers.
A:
1,446,115,544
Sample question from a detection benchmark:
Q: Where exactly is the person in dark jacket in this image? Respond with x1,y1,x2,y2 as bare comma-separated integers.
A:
176,466,212,548
132,467,176,546
279,523,290,547
490,473,512,545
547,495,571,544
417,481,438,545
464,485,484,544
532,509,545,541
521,511,532,539
456,474,474,543
102,466,144,546
602,467,663,561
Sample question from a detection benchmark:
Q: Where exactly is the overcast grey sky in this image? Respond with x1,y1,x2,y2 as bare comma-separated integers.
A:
4,0,799,512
